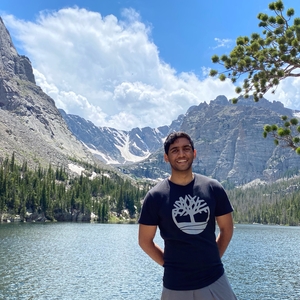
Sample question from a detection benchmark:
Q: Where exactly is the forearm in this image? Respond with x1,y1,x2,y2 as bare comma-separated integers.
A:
216,229,233,258
138,224,164,266
216,213,234,258
139,240,164,266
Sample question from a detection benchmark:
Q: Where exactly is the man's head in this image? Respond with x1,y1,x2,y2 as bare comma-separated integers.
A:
163,132,196,174
164,131,194,155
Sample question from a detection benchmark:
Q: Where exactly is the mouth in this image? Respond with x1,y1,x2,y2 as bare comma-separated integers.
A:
177,159,188,163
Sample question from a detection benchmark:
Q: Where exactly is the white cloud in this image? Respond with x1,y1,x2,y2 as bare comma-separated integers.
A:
3,8,238,130
213,38,233,49
265,76,300,111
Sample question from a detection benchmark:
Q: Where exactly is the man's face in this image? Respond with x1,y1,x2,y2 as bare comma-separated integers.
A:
164,137,196,172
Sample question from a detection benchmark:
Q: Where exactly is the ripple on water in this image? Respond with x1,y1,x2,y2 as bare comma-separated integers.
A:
0,223,299,300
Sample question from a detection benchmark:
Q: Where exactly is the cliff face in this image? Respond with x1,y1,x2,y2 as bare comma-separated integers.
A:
182,95,298,185
60,93,300,186
119,95,300,186
0,18,35,84
60,108,183,164
0,17,96,170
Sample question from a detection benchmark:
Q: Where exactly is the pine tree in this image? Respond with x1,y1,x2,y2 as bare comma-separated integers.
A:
210,0,300,153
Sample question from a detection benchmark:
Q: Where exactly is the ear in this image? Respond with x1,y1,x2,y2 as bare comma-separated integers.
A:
164,153,169,163
193,149,197,159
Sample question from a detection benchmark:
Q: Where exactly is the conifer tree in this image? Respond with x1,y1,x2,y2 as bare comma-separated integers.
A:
210,0,300,153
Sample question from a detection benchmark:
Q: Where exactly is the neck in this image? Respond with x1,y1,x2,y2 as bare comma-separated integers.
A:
169,171,194,186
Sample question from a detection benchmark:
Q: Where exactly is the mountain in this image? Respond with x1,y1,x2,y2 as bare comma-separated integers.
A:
2,16,300,188
61,93,300,186
120,95,300,186
0,17,97,171
60,108,183,164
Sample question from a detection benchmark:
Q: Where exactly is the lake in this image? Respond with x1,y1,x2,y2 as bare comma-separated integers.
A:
0,223,299,300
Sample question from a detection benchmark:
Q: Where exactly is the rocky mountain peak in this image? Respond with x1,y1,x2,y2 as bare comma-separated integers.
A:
0,17,35,83
0,19,97,171
115,95,300,186
212,95,229,106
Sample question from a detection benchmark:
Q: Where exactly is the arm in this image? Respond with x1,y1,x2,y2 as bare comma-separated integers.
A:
215,212,234,258
138,224,164,266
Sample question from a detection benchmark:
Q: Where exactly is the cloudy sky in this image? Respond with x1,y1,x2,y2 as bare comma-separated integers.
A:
1,0,300,130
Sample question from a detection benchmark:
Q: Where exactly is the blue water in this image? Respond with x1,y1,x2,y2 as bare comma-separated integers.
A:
0,223,299,300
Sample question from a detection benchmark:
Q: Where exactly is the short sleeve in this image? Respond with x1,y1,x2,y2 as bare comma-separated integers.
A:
211,180,233,217
138,191,160,225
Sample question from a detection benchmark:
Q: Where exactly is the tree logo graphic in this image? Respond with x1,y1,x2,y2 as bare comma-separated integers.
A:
172,194,210,235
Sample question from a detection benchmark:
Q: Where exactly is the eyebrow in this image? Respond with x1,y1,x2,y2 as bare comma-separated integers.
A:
169,144,192,150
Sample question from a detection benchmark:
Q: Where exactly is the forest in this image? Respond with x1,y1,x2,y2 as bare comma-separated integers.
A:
227,177,300,226
0,153,149,223
0,153,300,225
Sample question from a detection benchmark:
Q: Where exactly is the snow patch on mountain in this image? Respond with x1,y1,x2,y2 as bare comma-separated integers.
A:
68,163,85,175
83,143,120,164
60,108,183,166
115,134,151,164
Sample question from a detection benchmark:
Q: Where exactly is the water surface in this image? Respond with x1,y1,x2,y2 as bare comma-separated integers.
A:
0,223,299,299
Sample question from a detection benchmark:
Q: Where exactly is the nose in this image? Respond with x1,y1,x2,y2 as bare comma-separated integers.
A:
178,148,185,156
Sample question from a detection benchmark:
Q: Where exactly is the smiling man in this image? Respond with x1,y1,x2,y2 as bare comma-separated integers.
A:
138,131,237,300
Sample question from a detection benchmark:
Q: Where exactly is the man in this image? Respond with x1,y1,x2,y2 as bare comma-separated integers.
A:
138,131,237,300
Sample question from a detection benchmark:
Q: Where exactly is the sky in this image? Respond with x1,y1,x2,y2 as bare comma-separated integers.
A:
1,0,300,131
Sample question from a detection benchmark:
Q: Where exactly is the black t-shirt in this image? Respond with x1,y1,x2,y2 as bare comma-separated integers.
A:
138,173,233,290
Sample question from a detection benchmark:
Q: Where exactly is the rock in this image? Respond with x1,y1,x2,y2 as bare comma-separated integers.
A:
0,17,99,172
121,96,300,186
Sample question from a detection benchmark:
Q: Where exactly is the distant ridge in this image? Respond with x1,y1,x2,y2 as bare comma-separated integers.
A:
64,94,299,186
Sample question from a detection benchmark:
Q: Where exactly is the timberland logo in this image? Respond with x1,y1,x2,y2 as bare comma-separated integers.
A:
172,195,210,235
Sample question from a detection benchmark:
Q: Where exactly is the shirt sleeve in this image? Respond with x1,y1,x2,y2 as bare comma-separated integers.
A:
138,191,160,225
211,180,233,217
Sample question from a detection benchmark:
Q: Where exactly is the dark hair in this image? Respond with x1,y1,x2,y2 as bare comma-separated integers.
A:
164,131,194,154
